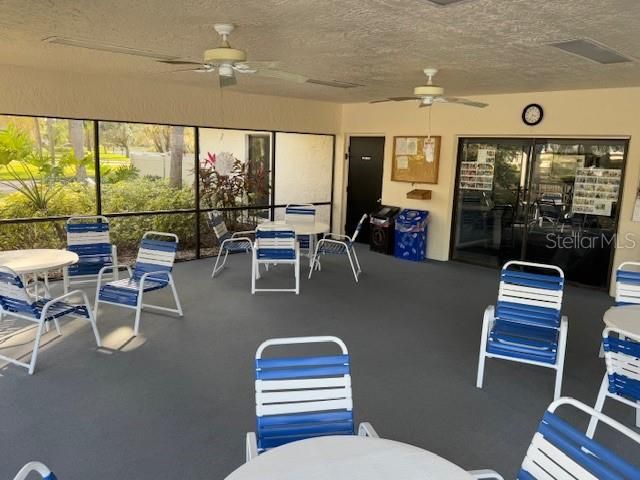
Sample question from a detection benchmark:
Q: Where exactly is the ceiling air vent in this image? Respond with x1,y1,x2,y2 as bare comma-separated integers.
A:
550,39,632,64
43,36,178,61
306,79,363,89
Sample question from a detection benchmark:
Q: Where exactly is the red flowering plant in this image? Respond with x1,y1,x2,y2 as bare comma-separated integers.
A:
199,152,270,227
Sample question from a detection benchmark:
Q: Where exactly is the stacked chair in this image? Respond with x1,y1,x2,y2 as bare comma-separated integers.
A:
64,215,118,293
94,231,182,336
309,213,367,283
246,336,377,462
476,261,568,400
206,210,255,278
251,225,300,294
0,267,101,374
284,204,316,258
587,327,640,437
473,398,640,479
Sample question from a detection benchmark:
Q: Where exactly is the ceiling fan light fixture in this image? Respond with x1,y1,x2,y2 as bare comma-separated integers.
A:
414,85,444,96
218,64,234,77
204,47,247,64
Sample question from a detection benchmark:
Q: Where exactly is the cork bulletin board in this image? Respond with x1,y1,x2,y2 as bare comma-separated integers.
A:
391,136,441,184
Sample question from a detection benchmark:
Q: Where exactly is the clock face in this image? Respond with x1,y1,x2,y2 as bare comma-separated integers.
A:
523,103,543,126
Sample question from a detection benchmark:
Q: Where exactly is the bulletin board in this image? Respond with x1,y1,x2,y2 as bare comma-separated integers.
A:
391,136,441,184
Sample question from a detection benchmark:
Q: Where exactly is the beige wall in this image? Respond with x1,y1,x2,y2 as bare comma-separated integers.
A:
340,87,640,286
0,65,341,133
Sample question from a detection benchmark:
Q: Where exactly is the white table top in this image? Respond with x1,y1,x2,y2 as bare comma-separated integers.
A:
260,220,330,236
603,305,640,337
226,436,473,480
0,249,78,275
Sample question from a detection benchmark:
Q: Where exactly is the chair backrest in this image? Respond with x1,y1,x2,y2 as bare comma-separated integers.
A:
66,216,113,273
285,204,316,224
602,327,640,403
12,462,56,480
132,232,179,281
519,398,640,479
254,336,354,450
615,261,640,305
0,267,38,319
255,225,296,260
350,214,368,243
496,261,564,329
206,210,231,243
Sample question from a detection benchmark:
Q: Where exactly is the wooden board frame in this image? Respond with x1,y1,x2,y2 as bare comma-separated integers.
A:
391,135,440,184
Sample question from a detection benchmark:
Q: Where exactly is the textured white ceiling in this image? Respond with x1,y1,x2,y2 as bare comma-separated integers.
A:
1,0,640,102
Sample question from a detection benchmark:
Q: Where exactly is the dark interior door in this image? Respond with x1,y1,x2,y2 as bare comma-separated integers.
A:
346,137,385,243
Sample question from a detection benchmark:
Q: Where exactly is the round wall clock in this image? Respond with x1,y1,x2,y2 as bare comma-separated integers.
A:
522,103,544,126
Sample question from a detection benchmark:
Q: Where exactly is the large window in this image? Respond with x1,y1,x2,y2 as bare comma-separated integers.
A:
0,114,334,261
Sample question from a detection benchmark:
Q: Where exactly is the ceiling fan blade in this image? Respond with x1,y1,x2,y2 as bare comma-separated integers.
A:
369,97,417,104
253,69,309,84
438,97,489,108
219,74,237,88
157,59,204,66
237,61,279,69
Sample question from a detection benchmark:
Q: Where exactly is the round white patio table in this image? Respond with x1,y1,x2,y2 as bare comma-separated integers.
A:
0,249,78,297
259,220,330,267
603,305,640,337
225,436,473,480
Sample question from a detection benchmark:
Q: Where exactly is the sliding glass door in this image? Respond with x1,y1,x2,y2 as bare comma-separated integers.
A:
451,137,628,288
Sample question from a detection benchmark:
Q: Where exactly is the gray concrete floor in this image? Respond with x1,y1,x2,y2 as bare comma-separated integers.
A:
1,247,638,479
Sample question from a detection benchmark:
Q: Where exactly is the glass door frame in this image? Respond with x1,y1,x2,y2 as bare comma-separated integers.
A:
449,136,630,289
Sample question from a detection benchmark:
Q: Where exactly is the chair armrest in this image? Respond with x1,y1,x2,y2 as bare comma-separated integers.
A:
246,432,258,462
483,305,495,328
232,229,256,238
140,270,174,284
358,422,379,438
467,470,504,480
221,237,254,248
41,289,91,319
323,232,351,240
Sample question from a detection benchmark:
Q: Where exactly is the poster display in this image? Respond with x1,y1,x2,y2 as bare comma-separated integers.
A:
459,161,494,191
572,167,621,216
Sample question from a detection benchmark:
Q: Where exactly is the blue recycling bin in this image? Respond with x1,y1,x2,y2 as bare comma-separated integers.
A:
394,209,429,261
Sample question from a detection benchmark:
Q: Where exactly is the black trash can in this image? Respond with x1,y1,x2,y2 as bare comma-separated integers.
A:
370,206,400,255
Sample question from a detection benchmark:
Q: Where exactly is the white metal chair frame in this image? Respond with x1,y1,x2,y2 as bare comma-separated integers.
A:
308,213,367,283
587,327,640,438
12,461,56,480
94,231,183,336
476,260,568,400
470,397,640,480
246,336,378,462
207,210,256,278
251,226,300,295
64,215,119,293
0,267,101,375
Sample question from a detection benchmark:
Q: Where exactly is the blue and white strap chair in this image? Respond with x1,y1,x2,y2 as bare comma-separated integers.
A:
13,462,57,480
309,213,367,283
476,261,568,400
587,327,640,438
615,261,640,305
206,210,255,278
285,204,316,257
246,336,378,462
0,267,101,375
251,225,300,294
64,215,118,293
94,232,183,336
472,398,640,480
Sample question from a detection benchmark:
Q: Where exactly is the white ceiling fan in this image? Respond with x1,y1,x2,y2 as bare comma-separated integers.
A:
160,24,311,88
371,68,488,108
